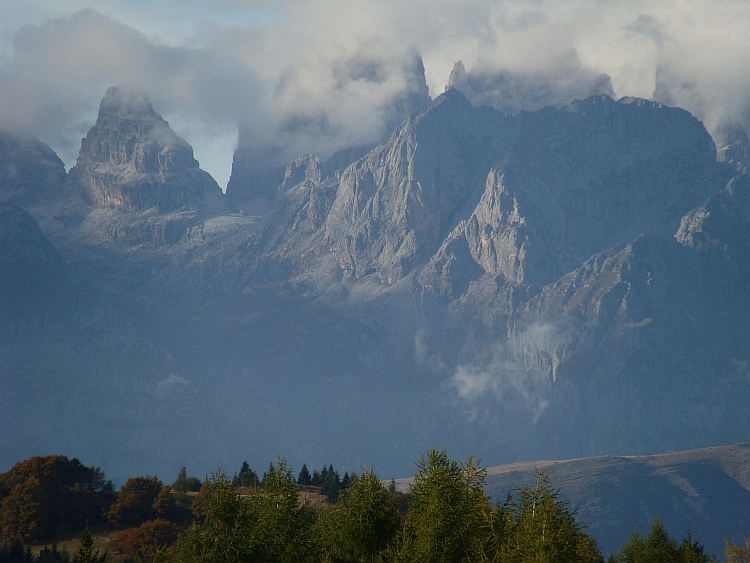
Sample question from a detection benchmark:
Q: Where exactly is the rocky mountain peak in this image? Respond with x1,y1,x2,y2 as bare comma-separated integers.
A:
323,89,506,283
445,55,615,115
319,88,724,294
227,53,432,202
69,87,221,212
446,60,468,91
98,86,159,120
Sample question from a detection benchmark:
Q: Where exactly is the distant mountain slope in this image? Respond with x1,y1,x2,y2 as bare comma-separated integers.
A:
482,443,750,557
389,443,750,556
0,132,67,207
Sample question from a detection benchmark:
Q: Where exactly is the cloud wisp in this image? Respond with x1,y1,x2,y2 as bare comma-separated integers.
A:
451,321,567,423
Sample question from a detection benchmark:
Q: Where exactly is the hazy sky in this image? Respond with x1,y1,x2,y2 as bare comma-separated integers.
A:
1,0,748,188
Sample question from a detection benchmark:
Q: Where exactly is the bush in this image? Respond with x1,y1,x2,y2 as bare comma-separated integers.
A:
111,520,180,559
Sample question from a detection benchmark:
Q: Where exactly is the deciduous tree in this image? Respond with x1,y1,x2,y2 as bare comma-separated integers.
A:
726,538,750,563
107,477,163,529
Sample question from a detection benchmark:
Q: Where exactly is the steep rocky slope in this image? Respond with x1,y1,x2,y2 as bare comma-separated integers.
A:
2,83,749,497
69,87,222,213
226,54,432,203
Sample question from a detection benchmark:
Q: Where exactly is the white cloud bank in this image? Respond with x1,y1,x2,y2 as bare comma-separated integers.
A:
0,0,748,187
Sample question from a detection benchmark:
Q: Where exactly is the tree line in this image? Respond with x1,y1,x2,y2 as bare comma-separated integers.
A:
2,450,750,563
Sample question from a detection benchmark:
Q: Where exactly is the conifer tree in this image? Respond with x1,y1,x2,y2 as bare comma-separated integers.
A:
401,448,493,563
495,471,602,563
387,479,397,494
316,468,400,563
75,527,107,563
311,470,322,487
298,464,312,486
174,468,251,563
609,520,714,563
321,467,342,504
245,457,315,562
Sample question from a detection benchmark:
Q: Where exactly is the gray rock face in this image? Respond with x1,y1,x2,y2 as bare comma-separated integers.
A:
676,172,750,272
320,90,725,298
482,225,750,457
717,124,749,173
227,54,431,202
445,57,615,115
325,90,507,283
69,87,221,212
0,132,67,207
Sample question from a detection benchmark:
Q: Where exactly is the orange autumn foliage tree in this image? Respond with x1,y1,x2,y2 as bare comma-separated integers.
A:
0,456,113,542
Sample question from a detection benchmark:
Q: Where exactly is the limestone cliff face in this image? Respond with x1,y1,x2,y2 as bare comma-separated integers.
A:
227,54,432,202
421,96,727,299
676,172,750,275
320,90,726,298
69,87,221,212
499,230,750,459
324,90,508,282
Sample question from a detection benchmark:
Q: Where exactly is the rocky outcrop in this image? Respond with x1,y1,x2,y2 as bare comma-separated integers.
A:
227,54,431,202
675,172,750,276
0,132,67,207
319,90,727,298
323,90,508,283
445,56,615,115
69,87,222,212
717,124,749,173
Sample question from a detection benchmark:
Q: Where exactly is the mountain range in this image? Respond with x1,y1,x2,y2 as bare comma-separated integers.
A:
1,60,749,525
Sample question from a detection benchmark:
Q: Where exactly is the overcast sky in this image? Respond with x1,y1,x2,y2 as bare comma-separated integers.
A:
1,0,748,188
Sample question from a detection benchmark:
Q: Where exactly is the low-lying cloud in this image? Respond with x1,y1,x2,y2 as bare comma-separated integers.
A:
451,322,566,423
0,0,748,187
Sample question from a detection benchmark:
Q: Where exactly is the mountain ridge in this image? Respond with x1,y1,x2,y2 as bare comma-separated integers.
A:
1,85,749,497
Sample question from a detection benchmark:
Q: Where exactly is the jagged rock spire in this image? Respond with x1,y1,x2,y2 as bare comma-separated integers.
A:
69,87,221,212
